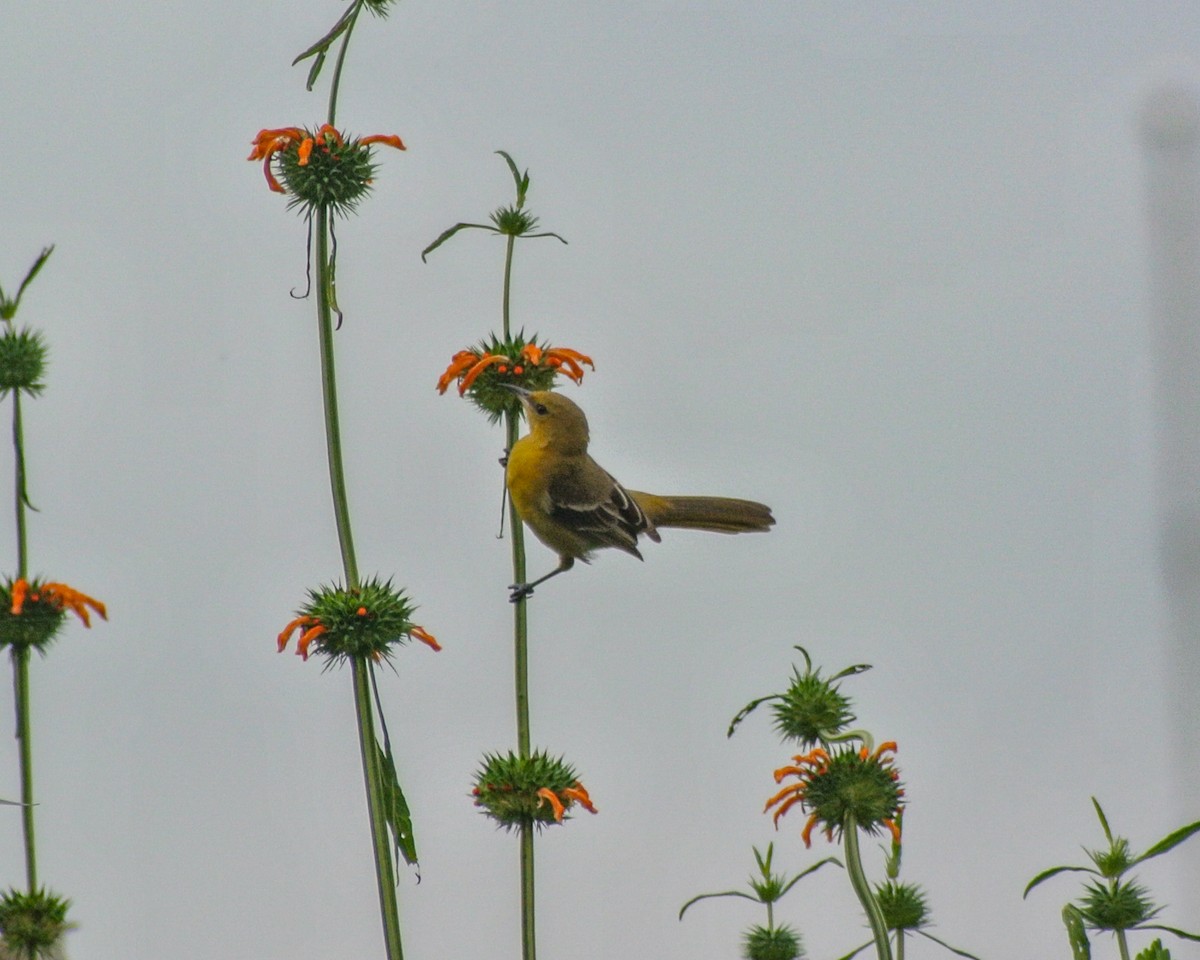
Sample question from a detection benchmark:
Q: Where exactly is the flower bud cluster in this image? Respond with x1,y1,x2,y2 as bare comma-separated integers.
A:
472,750,597,831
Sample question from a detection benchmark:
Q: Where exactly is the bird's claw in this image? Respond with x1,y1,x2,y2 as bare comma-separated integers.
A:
508,582,534,603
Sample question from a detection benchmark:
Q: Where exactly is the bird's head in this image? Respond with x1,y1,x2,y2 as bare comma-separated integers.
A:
502,386,590,453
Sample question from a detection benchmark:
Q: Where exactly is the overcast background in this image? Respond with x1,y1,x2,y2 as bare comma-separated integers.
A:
2,2,1199,958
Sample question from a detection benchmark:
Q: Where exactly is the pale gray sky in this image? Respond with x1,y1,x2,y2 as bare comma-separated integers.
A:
2,2,1199,958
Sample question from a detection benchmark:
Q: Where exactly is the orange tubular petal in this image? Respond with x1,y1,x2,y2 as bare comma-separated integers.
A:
874,741,898,759
773,765,803,784
458,354,507,394
547,347,594,368
765,781,802,809
884,818,902,845
277,616,314,652
536,787,566,822
521,342,543,366
768,791,806,826
10,578,29,615
800,812,821,848
297,624,327,660
563,782,597,814
314,123,343,146
262,157,286,193
554,355,585,382
437,351,482,393
297,137,315,166
360,133,406,151
410,625,441,652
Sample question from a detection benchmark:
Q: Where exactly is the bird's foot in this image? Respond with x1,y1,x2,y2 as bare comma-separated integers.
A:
508,582,534,603
498,448,510,468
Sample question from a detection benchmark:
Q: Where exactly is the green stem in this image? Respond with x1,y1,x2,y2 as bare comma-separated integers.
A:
311,11,407,959
519,824,537,960
13,648,36,890
314,207,359,588
895,929,905,960
508,409,530,758
12,390,28,579
1115,928,1131,960
502,234,515,339
352,658,403,960
843,816,893,960
501,222,535,960
11,374,36,891
326,0,362,126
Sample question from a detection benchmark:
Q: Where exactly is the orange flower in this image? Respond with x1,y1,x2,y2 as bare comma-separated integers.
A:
247,124,405,195
765,742,903,848
409,625,442,652
437,340,594,397
277,615,327,660
536,781,599,823
9,578,106,627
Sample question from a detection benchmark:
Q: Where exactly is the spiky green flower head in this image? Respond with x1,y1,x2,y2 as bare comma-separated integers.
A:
771,663,857,746
1088,836,1135,878
1078,878,1160,932
276,576,439,665
875,881,930,931
768,743,904,848
472,750,597,831
490,204,541,237
247,125,405,217
0,578,105,655
0,887,72,959
742,924,803,960
0,578,65,654
437,332,594,423
728,647,869,744
362,0,398,15
0,326,48,398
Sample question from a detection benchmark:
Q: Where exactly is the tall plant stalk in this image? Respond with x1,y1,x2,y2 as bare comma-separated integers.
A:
309,13,404,960
501,227,538,960
10,388,36,890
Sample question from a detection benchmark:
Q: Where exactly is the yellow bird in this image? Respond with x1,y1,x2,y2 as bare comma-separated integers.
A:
502,387,775,601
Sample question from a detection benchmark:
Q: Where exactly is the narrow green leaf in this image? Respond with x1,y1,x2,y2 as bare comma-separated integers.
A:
375,736,418,866
1135,819,1200,864
520,230,569,245
305,49,327,92
777,856,842,897
752,843,772,875
495,150,528,206
1140,924,1200,942
833,941,873,960
15,246,54,304
1023,864,1097,898
420,222,496,262
1,245,54,319
830,662,873,682
917,930,984,959
292,5,356,66
678,890,758,920
1063,903,1092,960
726,694,780,737
1092,797,1114,844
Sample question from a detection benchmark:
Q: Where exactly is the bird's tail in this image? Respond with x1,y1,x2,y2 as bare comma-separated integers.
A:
628,492,775,534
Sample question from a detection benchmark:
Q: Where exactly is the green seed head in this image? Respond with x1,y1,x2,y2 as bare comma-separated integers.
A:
0,326,48,397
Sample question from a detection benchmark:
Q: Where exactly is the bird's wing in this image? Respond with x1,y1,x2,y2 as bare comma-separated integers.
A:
545,458,660,558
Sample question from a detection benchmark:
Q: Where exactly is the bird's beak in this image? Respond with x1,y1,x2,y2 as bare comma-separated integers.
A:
497,383,532,399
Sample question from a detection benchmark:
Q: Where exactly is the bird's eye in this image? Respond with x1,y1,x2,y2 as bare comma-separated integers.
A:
534,403,548,415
